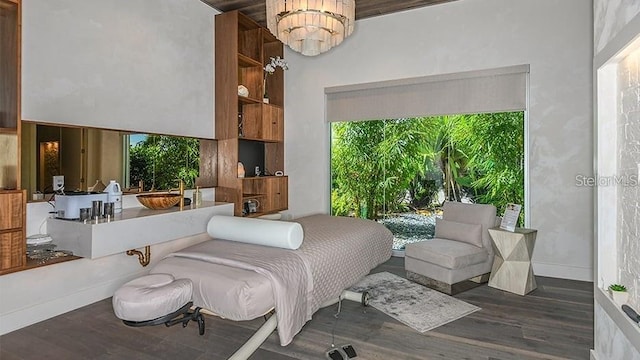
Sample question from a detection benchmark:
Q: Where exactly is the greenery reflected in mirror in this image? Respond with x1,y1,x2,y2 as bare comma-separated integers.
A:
129,134,200,191
21,121,217,201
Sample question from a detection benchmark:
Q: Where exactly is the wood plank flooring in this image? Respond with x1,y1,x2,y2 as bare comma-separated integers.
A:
0,257,593,359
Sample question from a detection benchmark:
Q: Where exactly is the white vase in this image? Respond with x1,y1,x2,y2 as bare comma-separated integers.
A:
610,290,629,306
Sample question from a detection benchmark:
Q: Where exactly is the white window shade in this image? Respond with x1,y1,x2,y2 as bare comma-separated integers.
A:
325,65,529,122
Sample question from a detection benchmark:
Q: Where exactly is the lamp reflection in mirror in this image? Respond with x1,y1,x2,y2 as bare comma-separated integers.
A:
266,0,355,56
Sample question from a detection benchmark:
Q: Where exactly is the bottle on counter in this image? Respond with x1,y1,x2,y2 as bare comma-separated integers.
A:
104,180,123,213
193,186,202,207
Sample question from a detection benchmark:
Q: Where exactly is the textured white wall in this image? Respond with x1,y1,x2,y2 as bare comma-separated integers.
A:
594,0,640,357
285,0,594,280
617,52,640,311
594,302,640,360
595,0,640,54
0,0,219,336
21,0,215,138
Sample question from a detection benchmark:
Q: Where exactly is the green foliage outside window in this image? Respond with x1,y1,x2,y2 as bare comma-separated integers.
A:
330,112,524,225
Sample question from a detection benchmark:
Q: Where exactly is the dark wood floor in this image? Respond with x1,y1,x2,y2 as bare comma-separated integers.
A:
0,257,593,360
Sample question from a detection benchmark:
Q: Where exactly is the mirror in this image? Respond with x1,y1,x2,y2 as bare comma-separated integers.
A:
20,121,217,201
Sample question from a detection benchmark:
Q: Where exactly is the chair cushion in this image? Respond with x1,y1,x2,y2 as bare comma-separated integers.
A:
435,218,483,247
405,239,489,270
442,201,497,250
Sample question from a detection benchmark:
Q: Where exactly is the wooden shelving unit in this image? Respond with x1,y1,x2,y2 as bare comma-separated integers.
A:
0,0,21,191
0,190,25,272
214,10,288,217
0,0,25,273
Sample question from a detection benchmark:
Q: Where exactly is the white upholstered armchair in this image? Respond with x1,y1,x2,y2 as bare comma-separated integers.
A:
404,201,498,295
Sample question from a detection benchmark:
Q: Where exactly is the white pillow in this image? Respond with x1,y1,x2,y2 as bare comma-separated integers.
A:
435,218,483,248
206,215,303,249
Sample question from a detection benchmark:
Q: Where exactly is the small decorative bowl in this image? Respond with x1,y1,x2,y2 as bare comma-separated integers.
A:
136,193,182,210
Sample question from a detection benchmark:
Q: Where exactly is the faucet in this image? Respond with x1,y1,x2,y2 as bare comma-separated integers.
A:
168,179,185,210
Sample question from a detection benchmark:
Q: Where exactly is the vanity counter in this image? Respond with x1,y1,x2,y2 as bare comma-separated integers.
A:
47,201,233,259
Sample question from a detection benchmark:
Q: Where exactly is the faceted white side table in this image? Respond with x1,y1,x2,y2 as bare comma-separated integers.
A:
488,227,538,296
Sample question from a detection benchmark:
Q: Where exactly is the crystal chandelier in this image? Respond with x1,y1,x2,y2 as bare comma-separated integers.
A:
266,0,355,56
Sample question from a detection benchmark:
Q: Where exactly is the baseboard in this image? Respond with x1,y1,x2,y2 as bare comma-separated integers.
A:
532,261,593,282
0,270,145,335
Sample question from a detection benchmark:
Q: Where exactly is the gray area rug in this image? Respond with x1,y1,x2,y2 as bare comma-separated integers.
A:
349,272,480,332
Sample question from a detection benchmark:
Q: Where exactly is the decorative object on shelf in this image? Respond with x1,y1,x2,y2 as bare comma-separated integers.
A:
238,112,244,137
608,284,629,306
238,162,245,178
263,56,288,102
238,85,249,97
266,0,355,56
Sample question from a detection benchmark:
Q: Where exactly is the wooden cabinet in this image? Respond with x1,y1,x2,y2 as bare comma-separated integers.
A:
266,176,288,212
0,0,21,190
215,10,288,217
0,190,26,271
242,104,283,142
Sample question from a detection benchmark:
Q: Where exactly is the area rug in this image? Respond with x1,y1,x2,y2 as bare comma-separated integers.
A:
349,272,480,332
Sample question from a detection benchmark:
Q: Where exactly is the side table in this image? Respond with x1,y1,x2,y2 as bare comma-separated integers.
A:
487,227,537,296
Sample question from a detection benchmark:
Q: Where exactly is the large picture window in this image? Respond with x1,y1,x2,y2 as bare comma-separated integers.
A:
330,112,525,250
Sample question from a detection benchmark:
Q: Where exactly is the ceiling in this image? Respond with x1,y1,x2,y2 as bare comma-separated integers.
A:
201,0,458,27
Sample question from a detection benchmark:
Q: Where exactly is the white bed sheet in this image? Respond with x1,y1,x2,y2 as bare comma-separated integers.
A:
151,257,274,321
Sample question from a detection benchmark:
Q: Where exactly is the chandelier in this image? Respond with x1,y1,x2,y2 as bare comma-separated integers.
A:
266,0,356,56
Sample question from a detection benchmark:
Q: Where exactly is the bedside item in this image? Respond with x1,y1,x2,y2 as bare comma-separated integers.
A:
499,203,521,232
275,171,284,176
488,227,537,295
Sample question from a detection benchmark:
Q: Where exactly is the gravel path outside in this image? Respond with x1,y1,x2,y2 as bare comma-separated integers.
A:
378,212,438,250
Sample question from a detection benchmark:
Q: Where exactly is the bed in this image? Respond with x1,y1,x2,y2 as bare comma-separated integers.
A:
116,214,393,359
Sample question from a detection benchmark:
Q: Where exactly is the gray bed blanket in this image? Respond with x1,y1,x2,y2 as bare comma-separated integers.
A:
164,214,393,346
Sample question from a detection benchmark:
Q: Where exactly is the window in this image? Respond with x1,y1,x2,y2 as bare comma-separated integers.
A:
330,112,524,250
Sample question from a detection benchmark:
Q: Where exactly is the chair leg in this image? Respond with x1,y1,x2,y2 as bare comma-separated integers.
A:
406,271,488,295
406,271,454,295
469,273,490,284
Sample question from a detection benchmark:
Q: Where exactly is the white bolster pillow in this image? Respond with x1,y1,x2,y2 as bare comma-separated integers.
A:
206,215,304,250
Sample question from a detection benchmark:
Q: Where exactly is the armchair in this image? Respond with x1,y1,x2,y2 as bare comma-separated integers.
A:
405,201,498,295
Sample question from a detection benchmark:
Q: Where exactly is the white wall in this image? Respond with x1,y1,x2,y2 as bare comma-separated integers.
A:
0,0,220,335
285,0,594,281
21,0,215,138
594,0,640,357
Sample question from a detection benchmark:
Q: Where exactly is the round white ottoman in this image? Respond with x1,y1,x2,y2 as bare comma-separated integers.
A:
113,273,193,322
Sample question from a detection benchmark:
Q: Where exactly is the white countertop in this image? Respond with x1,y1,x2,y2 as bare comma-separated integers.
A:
47,201,234,259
